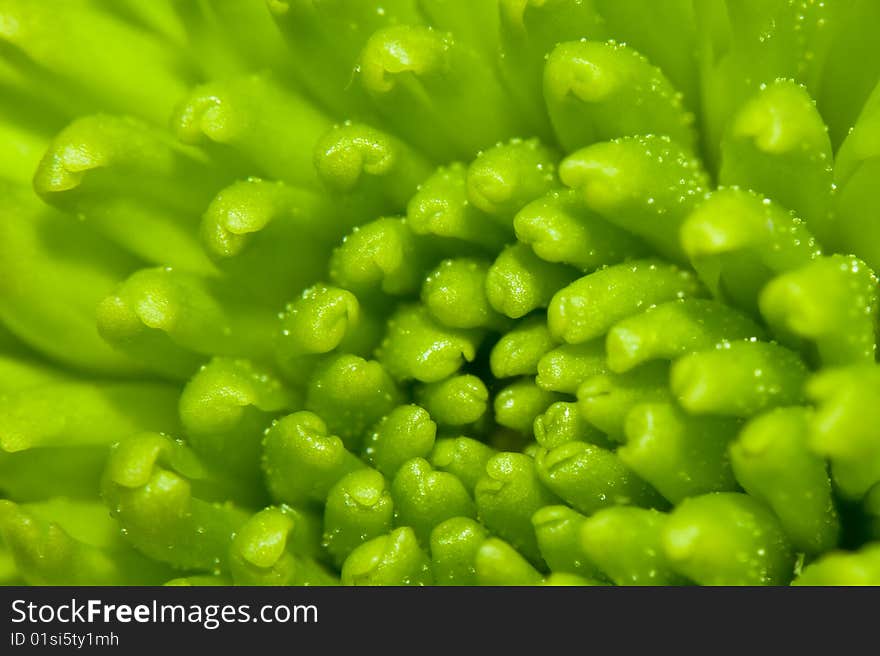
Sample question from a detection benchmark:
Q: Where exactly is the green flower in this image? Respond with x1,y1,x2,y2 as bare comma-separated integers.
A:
2,0,880,586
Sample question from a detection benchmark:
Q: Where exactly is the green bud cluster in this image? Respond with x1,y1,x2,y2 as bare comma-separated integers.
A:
2,0,880,586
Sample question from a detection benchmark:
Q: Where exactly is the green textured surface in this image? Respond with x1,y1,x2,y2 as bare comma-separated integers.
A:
2,0,880,586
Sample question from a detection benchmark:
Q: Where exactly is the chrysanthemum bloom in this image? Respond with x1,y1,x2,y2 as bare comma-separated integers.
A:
2,0,880,586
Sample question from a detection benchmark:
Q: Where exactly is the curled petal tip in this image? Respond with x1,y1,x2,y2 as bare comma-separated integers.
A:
359,26,449,94
173,92,234,145
544,42,617,104
314,123,396,191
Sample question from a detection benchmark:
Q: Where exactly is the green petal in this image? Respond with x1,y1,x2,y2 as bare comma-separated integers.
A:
544,40,696,152
759,255,878,366
535,441,666,515
262,411,365,506
581,506,687,586
429,516,488,586
466,138,559,224
536,339,607,395
494,378,563,436
391,457,476,544
229,506,336,586
514,190,649,272
533,401,611,451
497,0,606,138
474,451,559,566
305,354,402,451
560,135,709,262
314,121,433,210
97,267,277,379
474,537,543,586
671,341,809,417
276,284,381,381
377,304,484,383
793,544,880,586
730,407,839,554
577,362,672,440
102,432,251,571
490,314,556,379
807,365,880,499
179,357,296,487
331,217,433,297
681,187,821,315
430,437,497,495
173,73,331,186
422,258,508,330
532,505,602,579
719,80,835,249
201,181,344,306
341,526,433,585
267,0,422,118
548,259,703,345
407,162,512,252
606,298,766,373
662,492,795,586
0,499,171,585
486,243,579,319
619,402,739,504
324,469,395,568
358,24,530,160
34,114,222,273
416,375,489,428
362,404,437,477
